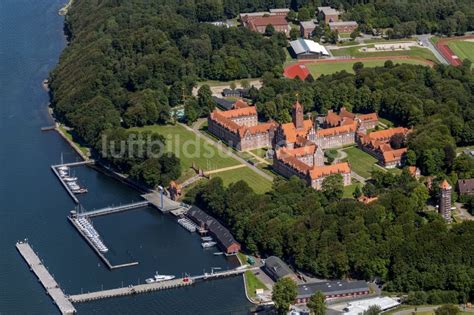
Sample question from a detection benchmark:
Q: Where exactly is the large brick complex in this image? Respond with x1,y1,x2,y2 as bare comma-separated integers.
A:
273,146,351,190
357,127,410,168
207,102,277,151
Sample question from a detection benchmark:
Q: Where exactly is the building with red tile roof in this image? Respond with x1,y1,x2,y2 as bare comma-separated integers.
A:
208,106,277,151
325,107,378,131
273,145,351,190
357,127,410,168
242,15,290,35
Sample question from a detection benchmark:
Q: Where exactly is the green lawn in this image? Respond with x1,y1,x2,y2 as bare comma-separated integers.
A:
249,148,269,159
331,45,438,63
343,183,362,199
342,147,379,179
306,58,429,77
212,166,273,194
378,117,395,128
244,271,267,299
447,40,474,66
133,124,240,173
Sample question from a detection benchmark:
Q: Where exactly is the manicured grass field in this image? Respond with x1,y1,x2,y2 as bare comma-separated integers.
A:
212,166,273,194
306,59,429,77
447,40,474,66
331,45,438,63
133,124,240,172
250,148,269,159
244,271,267,298
342,147,378,179
343,183,362,199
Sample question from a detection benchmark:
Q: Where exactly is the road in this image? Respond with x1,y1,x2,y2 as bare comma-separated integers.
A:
416,34,449,65
181,120,274,182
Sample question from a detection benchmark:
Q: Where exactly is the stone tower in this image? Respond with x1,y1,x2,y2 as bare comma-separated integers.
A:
439,179,452,222
292,101,304,130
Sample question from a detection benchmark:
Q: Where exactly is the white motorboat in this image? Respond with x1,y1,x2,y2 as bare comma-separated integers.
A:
201,241,217,248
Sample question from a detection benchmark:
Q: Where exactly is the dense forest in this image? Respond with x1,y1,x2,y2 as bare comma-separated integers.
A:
251,60,474,179
186,172,474,302
49,0,287,185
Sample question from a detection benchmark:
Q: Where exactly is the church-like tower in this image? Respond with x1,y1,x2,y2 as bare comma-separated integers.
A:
292,101,304,130
439,179,452,222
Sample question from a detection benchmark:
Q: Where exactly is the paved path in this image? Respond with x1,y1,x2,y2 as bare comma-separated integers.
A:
245,150,271,165
204,164,247,175
181,122,274,182
351,171,366,184
335,148,348,163
416,34,449,65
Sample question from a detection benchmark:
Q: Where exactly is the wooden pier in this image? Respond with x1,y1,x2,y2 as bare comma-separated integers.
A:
16,241,77,315
68,266,258,303
77,201,150,218
69,277,194,303
68,217,139,270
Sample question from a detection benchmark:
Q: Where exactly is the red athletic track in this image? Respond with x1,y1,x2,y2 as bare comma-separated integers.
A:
436,35,474,66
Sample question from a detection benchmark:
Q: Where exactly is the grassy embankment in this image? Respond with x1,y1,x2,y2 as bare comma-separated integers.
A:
135,124,272,193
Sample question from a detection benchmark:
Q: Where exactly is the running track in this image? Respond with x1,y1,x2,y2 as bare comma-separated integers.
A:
436,35,474,66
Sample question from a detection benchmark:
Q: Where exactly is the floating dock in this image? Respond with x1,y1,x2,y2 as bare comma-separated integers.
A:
51,160,94,203
142,192,186,213
16,241,76,315
68,216,138,270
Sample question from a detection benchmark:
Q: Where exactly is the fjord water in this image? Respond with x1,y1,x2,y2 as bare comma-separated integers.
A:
0,1,250,313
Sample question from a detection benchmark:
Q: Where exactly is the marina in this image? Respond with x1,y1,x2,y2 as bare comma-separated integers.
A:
68,216,139,270
16,241,77,315
51,160,94,203
75,201,150,218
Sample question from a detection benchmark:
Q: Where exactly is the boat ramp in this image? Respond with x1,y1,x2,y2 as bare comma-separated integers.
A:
16,241,76,315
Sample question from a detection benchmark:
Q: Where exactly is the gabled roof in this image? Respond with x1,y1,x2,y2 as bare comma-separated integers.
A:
280,119,313,143
458,179,474,195
290,38,329,56
187,206,239,249
382,148,407,163
264,256,294,280
247,15,289,29
316,122,357,137
212,96,235,110
243,122,278,136
366,127,409,141
309,162,351,180
219,106,257,119
358,112,378,122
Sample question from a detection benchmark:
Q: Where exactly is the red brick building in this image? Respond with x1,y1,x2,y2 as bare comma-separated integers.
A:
242,15,290,35
317,6,340,24
208,103,277,151
357,127,410,168
300,20,317,38
329,21,358,33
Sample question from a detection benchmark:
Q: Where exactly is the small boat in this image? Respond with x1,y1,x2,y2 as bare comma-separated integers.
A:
63,176,78,182
201,241,217,248
58,166,69,171
201,236,213,241
145,278,156,284
213,252,224,255
146,272,175,283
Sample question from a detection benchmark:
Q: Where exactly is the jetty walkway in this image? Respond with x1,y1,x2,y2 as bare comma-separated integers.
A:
69,266,258,303
16,241,76,314
69,277,194,303
77,201,150,218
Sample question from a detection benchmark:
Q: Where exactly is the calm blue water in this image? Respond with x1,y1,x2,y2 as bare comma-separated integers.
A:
0,1,250,313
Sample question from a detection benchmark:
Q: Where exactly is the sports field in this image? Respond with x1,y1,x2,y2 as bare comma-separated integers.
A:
331,45,438,63
306,58,430,77
447,40,474,65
